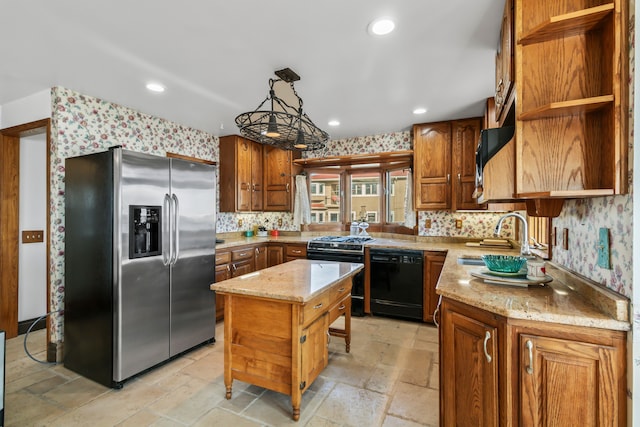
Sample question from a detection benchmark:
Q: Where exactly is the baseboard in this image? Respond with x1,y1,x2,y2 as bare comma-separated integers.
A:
17,317,46,335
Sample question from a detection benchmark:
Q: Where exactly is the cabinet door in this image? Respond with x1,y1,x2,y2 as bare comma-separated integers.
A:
236,138,253,212
263,146,293,211
519,334,622,427
231,259,254,277
441,300,499,426
250,142,263,211
214,264,231,320
254,245,267,271
267,244,284,267
300,313,328,392
423,252,445,323
413,122,452,210
495,0,513,122
452,118,484,210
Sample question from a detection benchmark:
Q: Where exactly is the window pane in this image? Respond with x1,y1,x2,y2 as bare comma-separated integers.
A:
351,172,380,223
387,169,409,224
309,172,341,224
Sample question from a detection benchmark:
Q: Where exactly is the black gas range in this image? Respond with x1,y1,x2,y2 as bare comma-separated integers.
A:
306,236,373,316
306,235,374,258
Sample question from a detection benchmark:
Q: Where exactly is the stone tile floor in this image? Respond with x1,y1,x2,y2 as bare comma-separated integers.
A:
4,315,439,426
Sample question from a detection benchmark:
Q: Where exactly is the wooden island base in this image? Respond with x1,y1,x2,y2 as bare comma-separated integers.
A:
212,260,361,421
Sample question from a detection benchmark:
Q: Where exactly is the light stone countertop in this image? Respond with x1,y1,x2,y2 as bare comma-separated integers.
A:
213,233,630,331
210,259,364,303
436,247,631,331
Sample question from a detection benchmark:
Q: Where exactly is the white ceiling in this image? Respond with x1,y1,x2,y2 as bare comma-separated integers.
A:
0,0,503,140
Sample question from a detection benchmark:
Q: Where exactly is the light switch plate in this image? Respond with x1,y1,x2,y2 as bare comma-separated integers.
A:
455,219,463,229
597,227,611,269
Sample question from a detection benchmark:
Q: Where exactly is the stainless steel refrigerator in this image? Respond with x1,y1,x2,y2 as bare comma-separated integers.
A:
64,147,216,388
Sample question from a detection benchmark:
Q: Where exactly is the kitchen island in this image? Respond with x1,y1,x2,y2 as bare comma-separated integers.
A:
210,259,363,421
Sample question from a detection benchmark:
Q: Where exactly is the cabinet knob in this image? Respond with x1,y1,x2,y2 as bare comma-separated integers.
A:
483,331,492,363
447,174,451,184
286,183,290,192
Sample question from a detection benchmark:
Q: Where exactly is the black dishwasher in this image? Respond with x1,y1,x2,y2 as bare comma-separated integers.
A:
369,248,424,320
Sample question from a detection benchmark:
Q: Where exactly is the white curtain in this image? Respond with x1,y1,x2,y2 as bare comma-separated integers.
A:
293,174,311,229
404,170,417,228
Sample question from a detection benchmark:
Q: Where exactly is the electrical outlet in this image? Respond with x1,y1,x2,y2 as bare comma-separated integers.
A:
238,219,243,227
597,227,611,269
562,228,569,250
455,219,463,229
278,218,283,227
425,219,432,229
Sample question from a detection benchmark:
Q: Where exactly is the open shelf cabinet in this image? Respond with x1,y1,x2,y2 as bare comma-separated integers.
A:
515,0,628,200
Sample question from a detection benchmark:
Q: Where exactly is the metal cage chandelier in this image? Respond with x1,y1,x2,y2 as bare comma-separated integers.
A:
235,68,329,151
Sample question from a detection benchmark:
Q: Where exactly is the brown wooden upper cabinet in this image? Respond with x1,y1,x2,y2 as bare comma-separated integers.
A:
219,135,263,212
413,118,485,211
494,0,514,125
220,135,301,212
514,0,628,199
263,145,301,212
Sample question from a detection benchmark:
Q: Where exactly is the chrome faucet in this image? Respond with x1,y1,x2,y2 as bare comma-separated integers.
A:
494,212,531,257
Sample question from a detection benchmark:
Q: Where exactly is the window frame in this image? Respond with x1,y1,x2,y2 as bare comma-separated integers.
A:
304,166,416,235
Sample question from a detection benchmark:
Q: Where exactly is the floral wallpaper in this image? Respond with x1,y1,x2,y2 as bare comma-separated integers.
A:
49,86,219,343
551,3,635,300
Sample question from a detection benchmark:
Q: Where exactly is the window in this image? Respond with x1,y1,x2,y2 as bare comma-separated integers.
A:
306,163,414,235
309,172,341,225
350,172,381,222
387,169,409,224
310,182,325,195
310,212,325,223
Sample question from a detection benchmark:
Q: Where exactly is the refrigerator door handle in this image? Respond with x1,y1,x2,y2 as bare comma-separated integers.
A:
162,193,171,266
171,193,180,265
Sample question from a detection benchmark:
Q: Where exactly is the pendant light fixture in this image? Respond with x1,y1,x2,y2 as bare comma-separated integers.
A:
235,68,329,151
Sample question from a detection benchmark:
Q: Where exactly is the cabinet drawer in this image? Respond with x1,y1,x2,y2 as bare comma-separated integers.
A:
286,245,307,258
328,294,350,325
303,292,330,327
329,281,351,305
231,247,253,261
216,251,231,265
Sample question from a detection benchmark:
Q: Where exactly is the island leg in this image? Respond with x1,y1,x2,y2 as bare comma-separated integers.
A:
224,293,233,399
292,391,301,421
345,298,352,353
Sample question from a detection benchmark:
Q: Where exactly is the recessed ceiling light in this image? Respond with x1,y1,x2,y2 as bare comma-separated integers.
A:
413,107,428,115
146,82,165,93
328,120,340,127
368,18,395,36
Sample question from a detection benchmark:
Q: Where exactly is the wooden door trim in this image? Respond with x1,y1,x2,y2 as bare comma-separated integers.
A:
0,119,51,359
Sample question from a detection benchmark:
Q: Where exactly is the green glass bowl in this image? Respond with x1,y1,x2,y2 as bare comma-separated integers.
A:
481,255,527,273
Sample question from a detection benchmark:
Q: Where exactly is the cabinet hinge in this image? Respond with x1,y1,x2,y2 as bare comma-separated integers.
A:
300,335,307,344
300,381,306,390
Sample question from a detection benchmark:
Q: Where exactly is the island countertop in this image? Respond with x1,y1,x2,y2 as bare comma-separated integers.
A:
210,259,364,303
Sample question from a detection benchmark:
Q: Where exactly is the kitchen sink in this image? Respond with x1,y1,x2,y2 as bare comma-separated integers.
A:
457,255,485,266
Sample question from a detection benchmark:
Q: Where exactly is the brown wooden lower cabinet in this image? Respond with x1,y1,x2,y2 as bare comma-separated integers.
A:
440,298,627,426
267,243,284,267
214,250,232,320
285,243,307,262
423,251,445,323
254,244,267,271
440,298,500,426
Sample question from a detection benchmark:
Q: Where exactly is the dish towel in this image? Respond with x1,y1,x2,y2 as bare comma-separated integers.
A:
404,170,417,228
293,174,311,229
